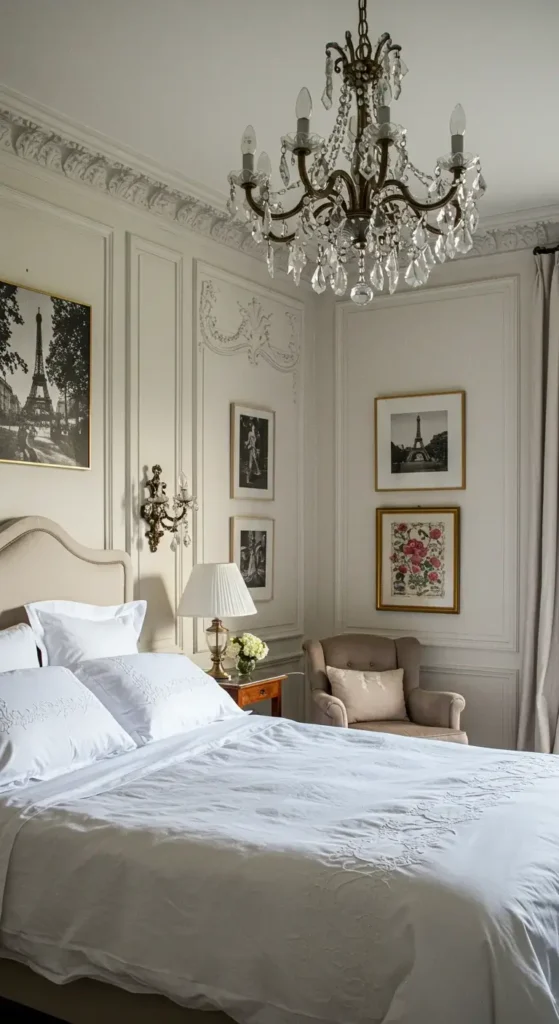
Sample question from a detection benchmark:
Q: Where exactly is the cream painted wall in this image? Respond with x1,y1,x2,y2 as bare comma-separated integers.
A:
313,249,536,748
0,149,316,720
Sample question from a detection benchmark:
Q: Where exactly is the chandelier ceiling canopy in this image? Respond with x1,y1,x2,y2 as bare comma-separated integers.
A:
227,0,485,304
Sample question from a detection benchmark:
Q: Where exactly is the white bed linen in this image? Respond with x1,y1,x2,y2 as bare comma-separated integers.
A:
2,718,559,1024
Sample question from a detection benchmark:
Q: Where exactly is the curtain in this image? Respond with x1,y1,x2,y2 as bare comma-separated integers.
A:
518,250,559,752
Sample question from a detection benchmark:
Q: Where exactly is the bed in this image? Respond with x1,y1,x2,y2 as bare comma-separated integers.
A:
2,517,559,1024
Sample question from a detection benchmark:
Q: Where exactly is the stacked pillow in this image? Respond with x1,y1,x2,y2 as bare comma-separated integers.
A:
0,600,242,789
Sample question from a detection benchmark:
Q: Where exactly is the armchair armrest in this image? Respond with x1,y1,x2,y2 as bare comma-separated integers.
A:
311,689,348,728
408,688,465,731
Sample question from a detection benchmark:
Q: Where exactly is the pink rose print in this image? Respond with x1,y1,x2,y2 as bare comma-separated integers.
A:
390,521,445,599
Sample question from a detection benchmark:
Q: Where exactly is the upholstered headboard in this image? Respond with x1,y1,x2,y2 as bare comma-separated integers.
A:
0,517,133,631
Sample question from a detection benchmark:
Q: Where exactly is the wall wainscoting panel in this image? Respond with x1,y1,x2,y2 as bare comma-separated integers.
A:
0,182,115,549
126,233,185,653
420,666,519,749
194,262,305,717
334,277,520,652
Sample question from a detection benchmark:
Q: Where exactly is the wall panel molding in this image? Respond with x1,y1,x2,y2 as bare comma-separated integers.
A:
194,261,304,650
334,276,520,651
126,233,184,649
0,182,115,547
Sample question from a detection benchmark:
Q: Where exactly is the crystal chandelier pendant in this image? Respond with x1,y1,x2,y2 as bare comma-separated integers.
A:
312,264,327,294
332,263,348,296
226,0,484,296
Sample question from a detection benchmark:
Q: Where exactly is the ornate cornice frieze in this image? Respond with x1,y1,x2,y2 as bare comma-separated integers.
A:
0,99,558,270
0,104,266,261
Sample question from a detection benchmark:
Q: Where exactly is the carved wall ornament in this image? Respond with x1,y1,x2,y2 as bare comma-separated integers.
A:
198,278,301,398
0,102,558,269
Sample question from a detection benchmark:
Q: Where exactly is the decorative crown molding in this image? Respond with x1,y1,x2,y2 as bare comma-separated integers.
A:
0,87,558,271
0,91,266,263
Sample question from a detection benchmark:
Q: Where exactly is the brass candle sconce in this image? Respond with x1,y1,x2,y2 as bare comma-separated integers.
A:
140,465,198,553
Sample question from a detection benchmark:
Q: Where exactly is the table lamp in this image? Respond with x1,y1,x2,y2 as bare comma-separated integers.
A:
178,562,257,680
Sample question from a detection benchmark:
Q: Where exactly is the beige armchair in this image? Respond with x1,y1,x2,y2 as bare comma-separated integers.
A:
303,633,467,744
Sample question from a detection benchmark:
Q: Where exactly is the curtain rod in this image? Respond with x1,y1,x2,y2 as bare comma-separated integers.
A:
534,243,559,254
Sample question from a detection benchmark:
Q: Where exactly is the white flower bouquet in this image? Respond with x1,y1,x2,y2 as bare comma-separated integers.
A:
227,632,269,678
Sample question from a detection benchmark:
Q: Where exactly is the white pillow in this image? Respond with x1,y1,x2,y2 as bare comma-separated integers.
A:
75,652,244,745
0,623,40,673
0,665,135,788
25,600,146,668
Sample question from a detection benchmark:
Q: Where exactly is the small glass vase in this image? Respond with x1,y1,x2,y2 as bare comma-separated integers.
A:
236,656,257,681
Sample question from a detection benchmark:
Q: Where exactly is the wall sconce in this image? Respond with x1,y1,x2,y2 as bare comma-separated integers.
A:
140,464,198,553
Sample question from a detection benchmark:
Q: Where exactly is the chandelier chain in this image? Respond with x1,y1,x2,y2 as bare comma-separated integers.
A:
356,0,372,60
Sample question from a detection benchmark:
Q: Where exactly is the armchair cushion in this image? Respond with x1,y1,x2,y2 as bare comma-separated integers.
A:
326,665,408,724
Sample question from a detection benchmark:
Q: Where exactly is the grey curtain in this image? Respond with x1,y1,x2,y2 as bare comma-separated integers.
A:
518,251,559,752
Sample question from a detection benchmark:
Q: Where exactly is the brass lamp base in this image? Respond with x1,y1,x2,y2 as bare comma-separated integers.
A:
205,617,231,680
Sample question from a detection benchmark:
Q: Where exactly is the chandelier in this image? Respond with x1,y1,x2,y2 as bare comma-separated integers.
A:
227,0,485,305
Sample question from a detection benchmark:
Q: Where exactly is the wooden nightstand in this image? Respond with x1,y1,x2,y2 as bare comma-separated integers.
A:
221,673,287,716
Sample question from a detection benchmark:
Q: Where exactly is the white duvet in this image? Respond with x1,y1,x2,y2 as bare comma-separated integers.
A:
2,716,559,1024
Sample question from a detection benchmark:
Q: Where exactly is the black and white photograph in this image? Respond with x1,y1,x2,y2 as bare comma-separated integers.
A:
375,390,465,492
0,279,91,469
230,403,275,500
390,410,448,474
230,516,274,602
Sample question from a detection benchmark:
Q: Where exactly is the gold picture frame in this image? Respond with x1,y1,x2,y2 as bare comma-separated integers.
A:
376,506,460,613
230,515,275,603
374,389,466,492
230,402,275,500
0,277,92,470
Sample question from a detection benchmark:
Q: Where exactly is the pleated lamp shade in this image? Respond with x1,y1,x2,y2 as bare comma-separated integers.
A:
178,562,257,619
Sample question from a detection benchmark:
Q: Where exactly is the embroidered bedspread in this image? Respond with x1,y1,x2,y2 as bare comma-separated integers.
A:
1,716,559,1024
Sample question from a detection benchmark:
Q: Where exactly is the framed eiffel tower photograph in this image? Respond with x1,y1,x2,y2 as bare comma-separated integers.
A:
375,390,465,492
0,279,91,469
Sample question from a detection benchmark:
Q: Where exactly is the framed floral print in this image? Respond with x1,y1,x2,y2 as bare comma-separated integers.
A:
230,403,275,500
375,390,465,492
376,507,460,613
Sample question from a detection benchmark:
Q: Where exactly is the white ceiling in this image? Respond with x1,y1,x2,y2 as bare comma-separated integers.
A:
1,0,558,220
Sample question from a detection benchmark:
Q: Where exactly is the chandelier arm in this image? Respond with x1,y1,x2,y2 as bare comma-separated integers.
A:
242,183,307,222
373,32,391,64
297,151,358,209
344,32,355,63
325,42,348,70
268,228,297,243
381,178,460,214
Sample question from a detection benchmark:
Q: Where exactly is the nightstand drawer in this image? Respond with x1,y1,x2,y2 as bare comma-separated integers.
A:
238,679,280,707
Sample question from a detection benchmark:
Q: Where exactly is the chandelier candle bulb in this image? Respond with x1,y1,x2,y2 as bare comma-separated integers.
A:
450,104,466,156
257,151,272,179
295,87,313,138
241,125,257,172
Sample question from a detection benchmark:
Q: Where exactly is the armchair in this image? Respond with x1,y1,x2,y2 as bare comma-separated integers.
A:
303,633,467,744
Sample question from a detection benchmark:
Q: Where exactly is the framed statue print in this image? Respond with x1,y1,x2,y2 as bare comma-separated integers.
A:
376,506,460,613
230,403,275,500
0,279,91,469
375,390,465,492
230,516,274,602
